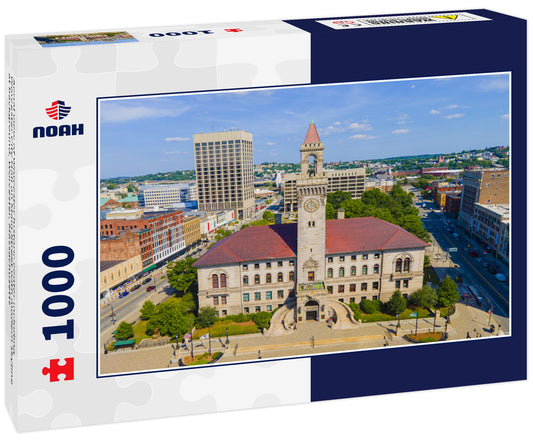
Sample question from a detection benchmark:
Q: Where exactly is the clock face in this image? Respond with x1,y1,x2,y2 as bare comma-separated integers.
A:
304,198,320,213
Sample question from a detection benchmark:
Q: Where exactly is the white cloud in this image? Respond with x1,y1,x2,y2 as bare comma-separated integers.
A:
350,134,378,140
266,142,276,146
392,129,410,134
501,114,510,120
430,109,441,115
164,136,190,142
443,104,460,110
100,102,190,123
443,113,465,120
349,121,373,131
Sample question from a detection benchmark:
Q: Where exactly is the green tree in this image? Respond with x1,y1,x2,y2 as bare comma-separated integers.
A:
412,285,438,309
437,276,460,308
140,300,156,320
214,229,233,241
114,321,134,340
327,190,352,209
148,300,188,338
387,290,407,316
262,210,275,222
166,257,198,296
196,306,218,328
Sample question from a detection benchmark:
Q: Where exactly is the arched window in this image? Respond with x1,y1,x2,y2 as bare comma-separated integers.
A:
243,275,249,286
327,268,333,278
339,267,345,277
395,258,403,273
403,258,411,272
374,264,379,274
362,265,368,275
266,273,272,283
220,273,227,288
254,274,260,285
350,266,356,276
212,274,219,288
277,272,283,282
289,271,295,282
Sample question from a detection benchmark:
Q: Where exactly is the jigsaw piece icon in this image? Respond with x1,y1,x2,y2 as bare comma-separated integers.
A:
42,358,74,382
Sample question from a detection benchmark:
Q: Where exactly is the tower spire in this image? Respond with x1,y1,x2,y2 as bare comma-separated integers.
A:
304,121,321,144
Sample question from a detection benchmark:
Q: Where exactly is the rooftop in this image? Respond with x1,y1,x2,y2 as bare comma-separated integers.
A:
194,217,429,267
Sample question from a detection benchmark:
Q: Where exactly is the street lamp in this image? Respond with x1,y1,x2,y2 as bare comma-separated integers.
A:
225,327,229,345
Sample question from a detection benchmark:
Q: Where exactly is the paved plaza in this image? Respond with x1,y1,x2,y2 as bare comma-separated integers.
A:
99,302,509,375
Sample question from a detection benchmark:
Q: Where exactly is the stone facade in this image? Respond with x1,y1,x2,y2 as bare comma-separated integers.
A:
195,123,427,321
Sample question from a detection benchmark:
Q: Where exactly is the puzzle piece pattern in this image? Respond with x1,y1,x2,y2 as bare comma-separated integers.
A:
42,358,74,382
12,22,311,431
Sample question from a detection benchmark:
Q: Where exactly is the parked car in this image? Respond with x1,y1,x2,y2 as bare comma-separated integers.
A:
469,251,478,258
488,265,499,274
142,277,152,284
146,285,155,291
131,284,141,291
119,291,129,298
495,273,507,282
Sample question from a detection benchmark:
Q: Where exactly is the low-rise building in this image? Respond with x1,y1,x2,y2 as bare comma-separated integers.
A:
471,203,510,265
100,255,143,295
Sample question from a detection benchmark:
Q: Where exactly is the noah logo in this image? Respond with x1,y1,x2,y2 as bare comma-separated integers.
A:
45,100,71,120
33,100,84,139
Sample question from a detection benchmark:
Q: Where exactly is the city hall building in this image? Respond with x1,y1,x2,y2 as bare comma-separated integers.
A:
194,123,428,325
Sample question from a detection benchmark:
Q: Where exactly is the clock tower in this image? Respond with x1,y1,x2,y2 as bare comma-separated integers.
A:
296,121,327,286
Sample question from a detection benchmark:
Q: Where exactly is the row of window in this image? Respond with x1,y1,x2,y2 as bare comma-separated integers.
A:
326,281,380,294
243,260,294,270
212,260,412,289
327,264,379,278
243,272,294,285
242,289,287,302
327,253,380,263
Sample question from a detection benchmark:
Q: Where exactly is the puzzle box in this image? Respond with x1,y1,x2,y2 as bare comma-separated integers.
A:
5,9,526,431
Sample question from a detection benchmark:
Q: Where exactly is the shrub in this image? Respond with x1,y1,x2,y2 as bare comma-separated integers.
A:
252,311,272,331
348,302,362,321
360,299,381,314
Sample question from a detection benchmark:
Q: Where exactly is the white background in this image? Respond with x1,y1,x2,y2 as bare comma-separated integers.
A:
2,0,531,443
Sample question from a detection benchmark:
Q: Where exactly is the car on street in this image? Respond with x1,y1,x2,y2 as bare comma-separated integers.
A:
469,251,478,258
119,291,129,298
142,277,152,284
131,284,141,291
147,285,155,291
495,273,507,282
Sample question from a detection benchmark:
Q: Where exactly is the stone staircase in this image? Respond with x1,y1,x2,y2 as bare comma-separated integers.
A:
327,300,361,330
264,303,296,337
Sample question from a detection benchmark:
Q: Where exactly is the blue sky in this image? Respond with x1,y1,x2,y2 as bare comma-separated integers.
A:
99,73,510,178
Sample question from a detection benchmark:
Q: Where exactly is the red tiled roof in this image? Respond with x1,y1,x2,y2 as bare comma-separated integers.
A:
194,217,428,267
303,121,321,144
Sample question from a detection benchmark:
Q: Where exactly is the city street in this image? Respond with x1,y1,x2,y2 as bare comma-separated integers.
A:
418,198,509,318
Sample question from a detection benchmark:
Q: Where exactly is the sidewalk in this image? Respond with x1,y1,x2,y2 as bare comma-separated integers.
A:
99,302,508,374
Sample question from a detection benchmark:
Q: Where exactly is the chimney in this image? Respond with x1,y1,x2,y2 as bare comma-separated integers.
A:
337,208,345,220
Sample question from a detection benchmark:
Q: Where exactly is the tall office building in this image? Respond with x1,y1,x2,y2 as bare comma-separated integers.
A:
194,130,255,220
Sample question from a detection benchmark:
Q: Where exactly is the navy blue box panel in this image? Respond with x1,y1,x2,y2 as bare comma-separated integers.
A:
286,10,527,402
286,10,526,83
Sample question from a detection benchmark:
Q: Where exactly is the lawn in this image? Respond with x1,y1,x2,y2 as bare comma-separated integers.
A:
132,319,152,344
193,320,259,339
361,307,431,323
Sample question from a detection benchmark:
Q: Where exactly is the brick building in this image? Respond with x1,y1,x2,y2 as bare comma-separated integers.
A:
458,169,509,233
